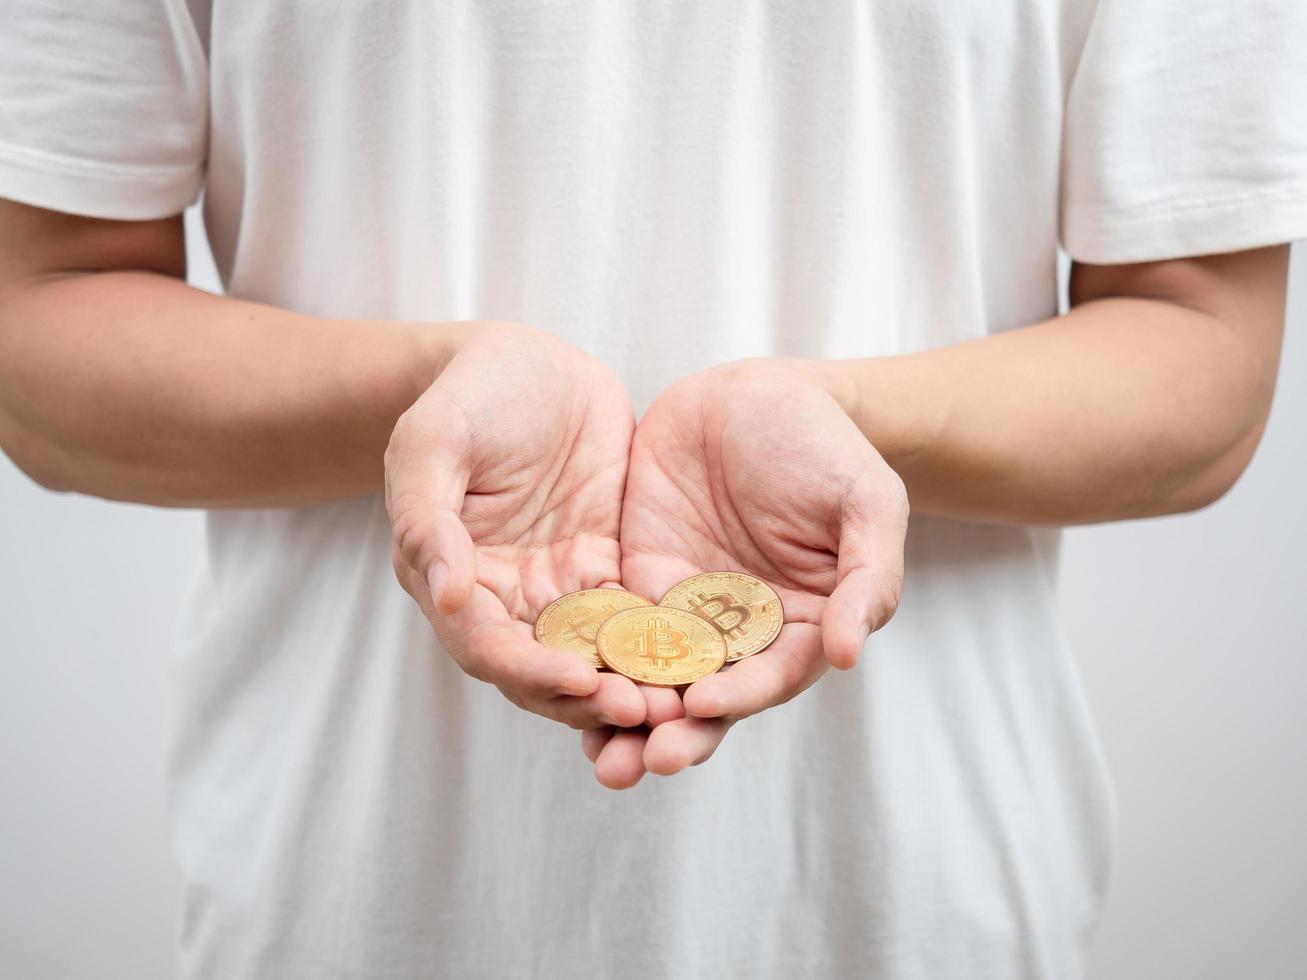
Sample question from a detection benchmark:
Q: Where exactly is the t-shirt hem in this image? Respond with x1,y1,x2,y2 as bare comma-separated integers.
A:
1062,179,1307,265
0,139,203,221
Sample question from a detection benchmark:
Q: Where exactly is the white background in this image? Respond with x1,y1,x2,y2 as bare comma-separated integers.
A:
1,219,1303,979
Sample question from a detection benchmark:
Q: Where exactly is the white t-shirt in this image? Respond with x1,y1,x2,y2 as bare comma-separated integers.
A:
3,2,1306,977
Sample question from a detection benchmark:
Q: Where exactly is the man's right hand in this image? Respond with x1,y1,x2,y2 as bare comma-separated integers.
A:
384,321,662,731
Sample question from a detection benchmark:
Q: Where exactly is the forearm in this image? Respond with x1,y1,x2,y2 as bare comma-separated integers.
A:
823,294,1281,525
0,270,463,507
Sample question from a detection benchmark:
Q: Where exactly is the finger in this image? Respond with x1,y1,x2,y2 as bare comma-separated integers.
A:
544,672,647,729
619,550,705,608
682,623,826,720
424,512,478,615
595,729,650,789
581,726,615,763
385,389,479,615
392,509,476,617
823,465,908,669
822,568,888,669
643,717,733,776
640,684,686,726
527,693,623,730
440,585,599,697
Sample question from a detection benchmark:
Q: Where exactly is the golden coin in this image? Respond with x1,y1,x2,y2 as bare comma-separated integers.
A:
534,588,654,668
659,571,784,661
595,606,727,686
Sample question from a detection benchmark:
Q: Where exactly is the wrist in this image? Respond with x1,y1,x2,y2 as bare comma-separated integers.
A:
836,354,945,482
408,319,477,390
325,318,473,480
742,355,863,426
764,354,940,481
801,357,863,424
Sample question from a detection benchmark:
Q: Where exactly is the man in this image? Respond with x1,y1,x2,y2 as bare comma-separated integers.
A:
1,1,1303,977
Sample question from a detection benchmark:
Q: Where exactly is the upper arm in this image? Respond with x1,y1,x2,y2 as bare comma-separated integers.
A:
0,197,187,297
0,199,188,490
1069,246,1291,409
0,0,208,289
1069,246,1290,330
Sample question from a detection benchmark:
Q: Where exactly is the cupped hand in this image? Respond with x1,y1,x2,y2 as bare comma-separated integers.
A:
385,321,658,731
584,359,909,787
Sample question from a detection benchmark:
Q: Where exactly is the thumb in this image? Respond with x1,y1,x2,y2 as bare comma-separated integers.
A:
385,391,479,616
820,466,907,670
408,509,477,616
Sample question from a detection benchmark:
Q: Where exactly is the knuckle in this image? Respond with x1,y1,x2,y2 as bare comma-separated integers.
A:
392,513,424,567
390,507,444,575
390,546,409,584
496,685,526,709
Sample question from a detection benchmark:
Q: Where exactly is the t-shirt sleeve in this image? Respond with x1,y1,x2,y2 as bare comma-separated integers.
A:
1060,0,1307,264
0,0,208,220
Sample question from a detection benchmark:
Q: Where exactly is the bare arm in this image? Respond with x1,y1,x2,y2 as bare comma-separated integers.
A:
0,199,464,507
587,245,1293,784
0,196,654,731
820,246,1290,524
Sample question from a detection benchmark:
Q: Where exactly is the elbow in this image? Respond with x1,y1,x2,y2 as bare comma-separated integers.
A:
1157,394,1274,516
1154,303,1283,518
0,304,76,495
0,416,75,494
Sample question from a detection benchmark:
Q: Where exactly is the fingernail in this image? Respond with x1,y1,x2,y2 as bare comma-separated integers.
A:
426,561,449,605
856,621,872,649
597,714,619,726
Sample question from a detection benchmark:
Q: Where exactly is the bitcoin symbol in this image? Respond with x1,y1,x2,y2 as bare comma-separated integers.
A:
688,592,751,639
634,618,693,670
558,604,619,643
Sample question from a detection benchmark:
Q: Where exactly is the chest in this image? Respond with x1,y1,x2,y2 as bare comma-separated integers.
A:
205,0,1088,135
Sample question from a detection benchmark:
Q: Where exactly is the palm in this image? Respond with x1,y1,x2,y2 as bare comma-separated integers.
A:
450,342,631,622
386,324,648,730
622,376,858,624
585,362,907,784
625,362,896,645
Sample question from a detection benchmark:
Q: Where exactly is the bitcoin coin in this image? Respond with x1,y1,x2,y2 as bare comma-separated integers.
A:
595,606,727,686
534,588,654,668
659,571,783,661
